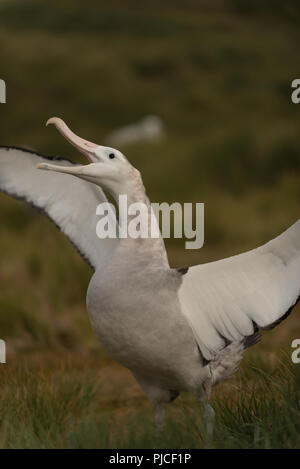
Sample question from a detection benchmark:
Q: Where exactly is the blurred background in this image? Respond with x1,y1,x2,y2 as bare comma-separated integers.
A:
0,0,300,448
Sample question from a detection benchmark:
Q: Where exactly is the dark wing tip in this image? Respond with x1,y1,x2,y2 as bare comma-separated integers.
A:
243,332,261,350
177,267,189,275
260,294,300,331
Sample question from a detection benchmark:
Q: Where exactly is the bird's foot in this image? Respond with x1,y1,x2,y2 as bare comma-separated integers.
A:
203,402,215,437
155,404,165,431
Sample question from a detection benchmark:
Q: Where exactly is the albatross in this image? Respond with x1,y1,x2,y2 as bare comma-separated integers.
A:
0,118,299,433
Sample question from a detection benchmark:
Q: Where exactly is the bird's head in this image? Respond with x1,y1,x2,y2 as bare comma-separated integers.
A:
38,117,140,200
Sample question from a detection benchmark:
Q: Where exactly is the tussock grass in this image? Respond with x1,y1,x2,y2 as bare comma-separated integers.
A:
0,352,298,448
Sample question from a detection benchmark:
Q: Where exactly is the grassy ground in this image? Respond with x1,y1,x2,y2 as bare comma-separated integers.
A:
0,348,299,448
0,0,300,448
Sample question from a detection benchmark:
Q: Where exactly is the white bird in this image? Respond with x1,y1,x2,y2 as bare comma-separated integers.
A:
105,115,163,146
0,118,299,434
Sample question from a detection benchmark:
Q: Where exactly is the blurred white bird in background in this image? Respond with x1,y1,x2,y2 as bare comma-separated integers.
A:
0,118,299,435
105,115,164,146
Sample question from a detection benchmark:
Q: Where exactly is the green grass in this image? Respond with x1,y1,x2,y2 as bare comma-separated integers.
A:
0,352,298,448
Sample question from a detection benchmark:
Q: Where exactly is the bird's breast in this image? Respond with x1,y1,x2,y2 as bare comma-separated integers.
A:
86,263,203,390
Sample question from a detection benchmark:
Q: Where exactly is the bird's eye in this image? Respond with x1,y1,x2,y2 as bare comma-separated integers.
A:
109,153,115,159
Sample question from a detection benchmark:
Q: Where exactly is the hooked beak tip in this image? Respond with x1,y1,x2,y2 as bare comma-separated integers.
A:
45,116,99,163
46,117,62,127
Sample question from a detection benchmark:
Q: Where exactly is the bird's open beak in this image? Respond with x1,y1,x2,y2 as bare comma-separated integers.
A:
45,117,98,163
37,117,100,174
37,161,87,175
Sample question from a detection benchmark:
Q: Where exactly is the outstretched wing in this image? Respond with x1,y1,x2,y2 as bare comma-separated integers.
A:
0,146,118,270
178,220,300,361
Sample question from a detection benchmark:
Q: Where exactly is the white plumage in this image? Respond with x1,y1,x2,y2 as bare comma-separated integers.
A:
0,118,299,433
0,146,118,269
178,221,300,361
105,115,163,146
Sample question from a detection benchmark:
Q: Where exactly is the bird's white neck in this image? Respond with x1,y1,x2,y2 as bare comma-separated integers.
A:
110,169,169,267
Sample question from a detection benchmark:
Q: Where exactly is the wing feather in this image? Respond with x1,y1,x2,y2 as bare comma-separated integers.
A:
178,220,300,360
0,146,118,269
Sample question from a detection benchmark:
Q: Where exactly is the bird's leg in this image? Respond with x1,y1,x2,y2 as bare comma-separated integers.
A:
131,373,170,432
155,403,165,430
200,374,215,438
202,400,215,437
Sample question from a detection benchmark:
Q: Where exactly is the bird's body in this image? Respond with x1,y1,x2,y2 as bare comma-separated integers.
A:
87,238,206,395
1,117,299,432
